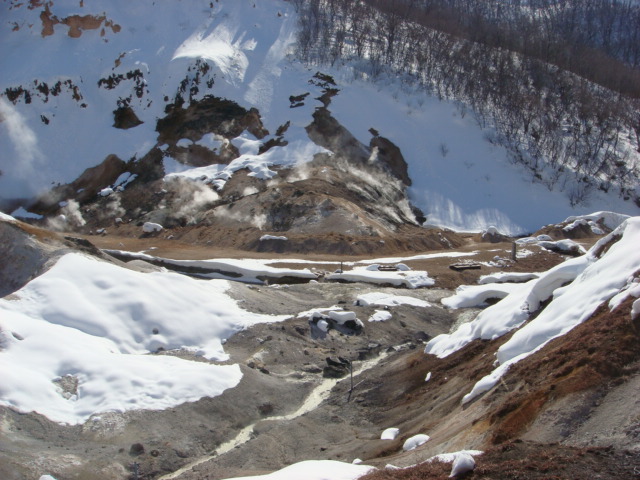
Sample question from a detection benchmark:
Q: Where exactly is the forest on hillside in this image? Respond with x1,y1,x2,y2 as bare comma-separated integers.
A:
291,0,640,207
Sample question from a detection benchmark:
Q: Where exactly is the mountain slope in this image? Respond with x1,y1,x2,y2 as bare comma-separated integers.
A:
1,0,638,238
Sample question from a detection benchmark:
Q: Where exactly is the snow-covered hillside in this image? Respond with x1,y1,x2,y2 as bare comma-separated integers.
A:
1,0,637,234
426,215,640,403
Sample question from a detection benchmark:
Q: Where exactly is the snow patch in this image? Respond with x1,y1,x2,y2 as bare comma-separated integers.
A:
328,267,434,289
381,427,400,440
0,253,288,424
403,434,430,451
369,310,393,322
442,283,525,309
260,235,288,241
431,218,640,403
356,292,430,308
142,222,163,233
217,459,375,480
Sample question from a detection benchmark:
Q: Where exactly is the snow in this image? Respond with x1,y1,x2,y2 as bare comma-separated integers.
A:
356,292,430,308
426,244,596,358
449,452,476,477
537,239,587,255
608,279,640,311
381,427,400,440
427,217,640,403
427,450,483,465
563,211,629,231
9,206,43,219
402,434,430,451
0,0,328,204
425,281,532,358
260,235,288,241
166,138,328,190
142,222,163,233
0,253,289,424
442,283,524,309
360,251,479,265
105,250,318,284
497,218,640,365
196,133,225,150
518,236,587,255
478,272,539,284
218,460,375,480
328,310,357,324
369,310,393,322
461,356,522,404
328,267,435,289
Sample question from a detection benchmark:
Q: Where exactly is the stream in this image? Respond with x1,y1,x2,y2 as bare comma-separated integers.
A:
158,352,389,479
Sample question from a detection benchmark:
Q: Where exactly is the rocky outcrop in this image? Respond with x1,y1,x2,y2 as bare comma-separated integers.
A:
157,96,268,146
39,3,121,38
112,106,143,130
370,134,411,186
30,154,127,214
322,356,351,378
305,106,369,162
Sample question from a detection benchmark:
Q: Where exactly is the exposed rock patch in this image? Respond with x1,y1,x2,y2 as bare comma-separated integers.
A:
157,96,268,146
30,154,127,214
113,106,143,129
39,3,121,38
369,134,411,186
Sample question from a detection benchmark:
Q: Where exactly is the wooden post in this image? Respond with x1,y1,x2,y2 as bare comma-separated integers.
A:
511,242,517,261
347,360,354,402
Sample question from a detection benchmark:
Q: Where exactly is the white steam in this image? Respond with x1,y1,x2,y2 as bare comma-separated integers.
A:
286,162,313,183
213,205,269,230
48,200,86,231
102,197,125,221
165,178,220,224
251,213,267,230
0,97,44,179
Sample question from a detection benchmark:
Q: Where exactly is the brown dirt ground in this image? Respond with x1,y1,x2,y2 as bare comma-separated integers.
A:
360,440,640,479
75,232,569,290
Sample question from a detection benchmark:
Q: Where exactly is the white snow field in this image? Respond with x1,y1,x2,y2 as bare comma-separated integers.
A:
327,266,435,289
356,292,430,308
1,1,637,233
0,249,289,425
218,459,375,480
425,216,640,403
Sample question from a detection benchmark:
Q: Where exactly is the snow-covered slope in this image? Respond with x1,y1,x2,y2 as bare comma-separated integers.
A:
426,216,640,403
0,248,288,424
0,0,307,196
1,0,638,235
